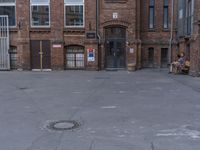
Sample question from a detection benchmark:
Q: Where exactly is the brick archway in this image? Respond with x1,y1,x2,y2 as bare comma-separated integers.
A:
101,20,129,28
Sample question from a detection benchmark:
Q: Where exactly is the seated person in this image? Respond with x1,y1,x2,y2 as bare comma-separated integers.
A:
170,53,185,74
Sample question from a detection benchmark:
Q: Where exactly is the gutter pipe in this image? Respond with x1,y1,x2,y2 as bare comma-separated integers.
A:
169,0,174,64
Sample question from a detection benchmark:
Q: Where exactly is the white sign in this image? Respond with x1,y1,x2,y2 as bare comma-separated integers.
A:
87,48,95,62
130,48,134,53
179,9,183,19
53,44,62,48
113,12,118,19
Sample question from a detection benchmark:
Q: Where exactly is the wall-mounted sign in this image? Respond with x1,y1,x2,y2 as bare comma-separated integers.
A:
86,32,96,39
87,48,95,62
113,12,118,19
130,48,134,53
179,9,183,19
53,44,62,48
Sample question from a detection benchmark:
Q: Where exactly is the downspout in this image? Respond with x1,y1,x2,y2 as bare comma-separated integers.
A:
169,0,174,64
96,0,101,70
96,0,101,44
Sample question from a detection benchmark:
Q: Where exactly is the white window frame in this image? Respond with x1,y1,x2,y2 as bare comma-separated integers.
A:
64,0,85,28
30,0,50,28
0,0,16,27
186,0,194,35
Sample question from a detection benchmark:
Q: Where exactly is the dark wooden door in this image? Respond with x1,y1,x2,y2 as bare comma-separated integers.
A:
42,40,51,69
30,40,51,69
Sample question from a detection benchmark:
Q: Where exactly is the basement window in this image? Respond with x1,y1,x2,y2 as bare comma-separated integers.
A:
30,0,50,27
0,0,16,27
66,46,85,69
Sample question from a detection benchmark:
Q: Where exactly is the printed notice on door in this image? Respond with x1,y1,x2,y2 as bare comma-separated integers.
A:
87,48,95,62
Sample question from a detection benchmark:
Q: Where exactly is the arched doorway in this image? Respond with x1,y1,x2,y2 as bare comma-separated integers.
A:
105,26,126,68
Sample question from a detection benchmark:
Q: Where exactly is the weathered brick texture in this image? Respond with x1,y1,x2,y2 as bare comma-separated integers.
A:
7,0,199,74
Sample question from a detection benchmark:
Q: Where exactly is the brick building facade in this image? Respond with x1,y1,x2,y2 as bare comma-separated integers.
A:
2,0,199,75
176,0,200,76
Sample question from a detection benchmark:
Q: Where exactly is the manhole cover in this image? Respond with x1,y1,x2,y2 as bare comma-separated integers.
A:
19,87,28,90
47,120,80,131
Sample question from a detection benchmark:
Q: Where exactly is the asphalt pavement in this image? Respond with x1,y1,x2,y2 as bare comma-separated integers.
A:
0,69,200,150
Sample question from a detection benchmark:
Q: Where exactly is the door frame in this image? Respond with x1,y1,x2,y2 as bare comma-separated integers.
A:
104,26,126,69
30,40,51,71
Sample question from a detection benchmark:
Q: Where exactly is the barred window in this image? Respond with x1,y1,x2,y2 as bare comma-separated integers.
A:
0,0,16,26
30,0,50,27
66,46,85,69
64,0,84,27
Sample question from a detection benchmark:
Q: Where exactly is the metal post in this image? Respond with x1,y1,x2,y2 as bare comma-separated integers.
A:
39,41,43,71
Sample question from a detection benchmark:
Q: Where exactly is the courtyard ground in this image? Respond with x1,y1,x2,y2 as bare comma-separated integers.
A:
0,69,200,150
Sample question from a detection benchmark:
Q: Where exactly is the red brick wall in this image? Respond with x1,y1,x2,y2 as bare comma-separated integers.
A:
140,0,176,68
7,0,183,71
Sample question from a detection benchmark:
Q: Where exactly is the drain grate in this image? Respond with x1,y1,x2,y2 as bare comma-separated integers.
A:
47,120,80,131
18,87,28,90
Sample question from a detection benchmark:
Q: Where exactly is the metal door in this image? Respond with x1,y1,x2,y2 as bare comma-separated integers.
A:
30,40,51,70
106,40,125,68
0,16,10,70
105,27,126,68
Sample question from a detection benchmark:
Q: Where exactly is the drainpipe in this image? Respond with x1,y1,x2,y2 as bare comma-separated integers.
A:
96,0,101,70
169,0,174,64
96,0,101,44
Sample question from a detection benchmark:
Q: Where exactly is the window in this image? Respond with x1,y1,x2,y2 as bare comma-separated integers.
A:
149,0,155,29
187,0,193,35
0,0,16,26
163,0,169,29
30,0,50,27
148,48,154,63
64,0,84,27
9,46,17,70
66,46,85,69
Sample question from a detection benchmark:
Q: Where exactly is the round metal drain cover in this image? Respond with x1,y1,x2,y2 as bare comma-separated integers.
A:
47,120,80,131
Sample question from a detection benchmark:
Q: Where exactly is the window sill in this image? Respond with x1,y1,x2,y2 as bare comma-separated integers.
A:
162,29,170,32
9,27,18,32
64,28,85,33
148,29,156,32
30,28,51,32
184,35,191,40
